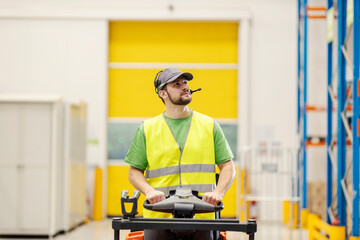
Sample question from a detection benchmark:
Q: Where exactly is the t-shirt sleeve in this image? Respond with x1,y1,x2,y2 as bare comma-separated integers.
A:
214,121,234,165
124,123,148,171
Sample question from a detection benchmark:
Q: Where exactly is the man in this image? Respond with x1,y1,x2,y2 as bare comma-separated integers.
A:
124,68,235,239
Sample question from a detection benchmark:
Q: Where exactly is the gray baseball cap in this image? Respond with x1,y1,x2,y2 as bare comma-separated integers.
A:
155,68,193,92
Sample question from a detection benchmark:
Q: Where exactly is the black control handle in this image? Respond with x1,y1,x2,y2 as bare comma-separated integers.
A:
143,199,224,210
143,193,224,213
121,190,140,218
214,201,224,211
196,193,225,211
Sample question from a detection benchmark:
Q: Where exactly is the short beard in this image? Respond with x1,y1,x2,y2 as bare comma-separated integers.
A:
166,90,192,105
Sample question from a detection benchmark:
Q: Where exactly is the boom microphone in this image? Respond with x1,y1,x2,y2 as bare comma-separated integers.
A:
190,88,202,94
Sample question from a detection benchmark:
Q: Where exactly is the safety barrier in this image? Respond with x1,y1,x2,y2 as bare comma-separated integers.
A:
308,213,345,240
301,209,309,229
237,145,300,225
283,201,299,228
93,167,103,220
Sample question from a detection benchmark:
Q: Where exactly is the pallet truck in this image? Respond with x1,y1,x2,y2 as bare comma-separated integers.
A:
112,187,257,240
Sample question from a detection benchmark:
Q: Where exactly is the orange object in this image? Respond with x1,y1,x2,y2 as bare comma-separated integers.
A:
308,15,327,19
306,5,326,19
331,219,340,226
306,138,352,148
307,6,327,11
306,139,326,147
220,231,227,240
126,231,144,240
306,104,327,112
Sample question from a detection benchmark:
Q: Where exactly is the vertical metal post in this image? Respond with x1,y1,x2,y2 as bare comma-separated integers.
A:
114,229,119,240
302,0,308,210
297,0,302,212
337,0,347,227
326,0,333,225
352,0,360,236
298,0,301,136
247,219,256,240
248,233,254,240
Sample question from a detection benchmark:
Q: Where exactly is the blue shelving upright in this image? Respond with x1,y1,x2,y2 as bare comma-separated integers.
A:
326,0,333,226
351,0,360,237
325,0,360,237
298,0,308,218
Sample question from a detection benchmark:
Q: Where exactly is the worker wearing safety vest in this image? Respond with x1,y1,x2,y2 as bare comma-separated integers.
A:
124,68,235,240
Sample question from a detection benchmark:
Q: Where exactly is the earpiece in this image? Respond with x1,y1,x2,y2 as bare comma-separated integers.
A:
154,70,163,94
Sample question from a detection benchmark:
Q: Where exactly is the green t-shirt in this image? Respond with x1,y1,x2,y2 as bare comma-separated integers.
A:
124,111,234,170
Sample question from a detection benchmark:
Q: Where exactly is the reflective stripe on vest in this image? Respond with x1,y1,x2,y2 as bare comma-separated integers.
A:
145,164,215,179
143,111,216,219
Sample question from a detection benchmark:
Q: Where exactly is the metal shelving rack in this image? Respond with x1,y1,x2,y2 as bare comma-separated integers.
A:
298,0,360,239
334,0,360,237
327,1,360,238
326,0,334,227
298,0,360,238
298,0,328,227
352,1,360,237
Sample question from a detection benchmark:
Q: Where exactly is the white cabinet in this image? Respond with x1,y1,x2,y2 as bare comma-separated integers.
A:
0,96,87,236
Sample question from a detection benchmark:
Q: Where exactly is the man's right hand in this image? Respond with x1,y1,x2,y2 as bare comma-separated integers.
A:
145,190,166,204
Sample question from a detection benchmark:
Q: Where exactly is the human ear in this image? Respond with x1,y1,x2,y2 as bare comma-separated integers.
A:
159,90,167,99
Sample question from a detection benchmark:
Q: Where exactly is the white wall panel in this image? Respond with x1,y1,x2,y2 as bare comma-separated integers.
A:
0,19,108,168
245,0,297,146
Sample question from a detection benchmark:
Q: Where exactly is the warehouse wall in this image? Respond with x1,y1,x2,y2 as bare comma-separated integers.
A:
244,0,297,146
0,19,108,168
0,19,109,216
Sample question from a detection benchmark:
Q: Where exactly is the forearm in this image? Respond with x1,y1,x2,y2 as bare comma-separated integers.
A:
214,160,236,196
129,166,154,196
128,166,165,204
202,160,235,205
128,166,155,196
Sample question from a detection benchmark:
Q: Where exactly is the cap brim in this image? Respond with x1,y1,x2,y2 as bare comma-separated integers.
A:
166,72,193,85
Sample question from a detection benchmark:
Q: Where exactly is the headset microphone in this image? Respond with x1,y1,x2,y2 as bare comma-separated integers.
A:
190,88,202,94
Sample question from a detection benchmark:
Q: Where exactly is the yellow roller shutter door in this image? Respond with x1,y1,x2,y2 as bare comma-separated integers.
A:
108,21,238,119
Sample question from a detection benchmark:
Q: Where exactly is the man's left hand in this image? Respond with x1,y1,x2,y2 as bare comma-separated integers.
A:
202,191,223,206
